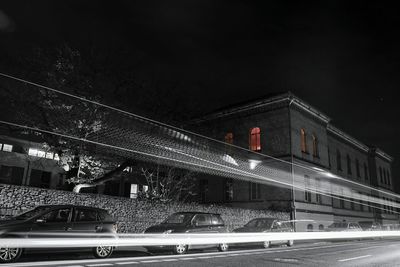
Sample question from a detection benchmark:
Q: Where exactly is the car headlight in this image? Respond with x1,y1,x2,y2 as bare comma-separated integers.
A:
163,229,173,234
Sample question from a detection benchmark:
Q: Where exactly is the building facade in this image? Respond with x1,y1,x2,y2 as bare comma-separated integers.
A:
0,134,65,189
188,92,398,231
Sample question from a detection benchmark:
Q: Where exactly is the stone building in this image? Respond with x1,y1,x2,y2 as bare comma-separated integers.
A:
187,92,398,231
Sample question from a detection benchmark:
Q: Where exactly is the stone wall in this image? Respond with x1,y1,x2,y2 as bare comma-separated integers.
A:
0,184,289,233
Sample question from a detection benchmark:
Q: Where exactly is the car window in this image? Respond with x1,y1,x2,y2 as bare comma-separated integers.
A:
193,214,211,226
40,208,71,223
163,213,193,224
98,210,114,222
211,215,224,225
14,206,52,220
74,208,98,222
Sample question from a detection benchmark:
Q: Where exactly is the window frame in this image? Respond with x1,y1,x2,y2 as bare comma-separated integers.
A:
312,134,319,158
249,127,261,152
300,129,307,153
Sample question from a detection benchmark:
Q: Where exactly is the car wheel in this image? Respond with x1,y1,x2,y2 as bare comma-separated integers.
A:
263,241,271,248
0,247,23,263
218,243,229,252
173,244,188,255
287,240,294,247
93,246,114,258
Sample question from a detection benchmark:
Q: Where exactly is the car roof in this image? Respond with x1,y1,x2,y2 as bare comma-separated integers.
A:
36,205,108,212
174,211,221,216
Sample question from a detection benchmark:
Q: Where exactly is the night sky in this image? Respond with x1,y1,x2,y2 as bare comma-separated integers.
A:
1,1,399,187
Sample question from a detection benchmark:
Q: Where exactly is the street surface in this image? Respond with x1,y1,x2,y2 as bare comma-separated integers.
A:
2,239,400,267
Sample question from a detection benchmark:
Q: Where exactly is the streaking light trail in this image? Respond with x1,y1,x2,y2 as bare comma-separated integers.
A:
1,231,400,248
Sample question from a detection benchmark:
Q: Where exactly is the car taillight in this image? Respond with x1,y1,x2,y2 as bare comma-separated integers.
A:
112,223,118,233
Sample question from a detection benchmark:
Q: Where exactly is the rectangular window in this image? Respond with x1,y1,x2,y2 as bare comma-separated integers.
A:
364,163,369,180
28,148,38,156
250,182,261,200
336,150,342,171
130,184,138,199
200,179,208,203
347,154,352,175
0,165,24,185
224,178,233,201
356,159,360,178
304,176,312,203
45,152,54,159
316,179,321,204
2,144,13,152
29,169,51,188
339,189,345,209
328,148,331,167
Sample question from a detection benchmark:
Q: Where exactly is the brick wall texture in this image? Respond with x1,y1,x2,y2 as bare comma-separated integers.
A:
0,184,289,233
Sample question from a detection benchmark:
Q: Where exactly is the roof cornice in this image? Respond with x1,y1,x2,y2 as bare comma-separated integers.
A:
190,92,331,124
327,125,369,152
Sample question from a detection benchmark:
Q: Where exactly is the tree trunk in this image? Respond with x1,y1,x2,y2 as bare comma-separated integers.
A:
73,159,134,193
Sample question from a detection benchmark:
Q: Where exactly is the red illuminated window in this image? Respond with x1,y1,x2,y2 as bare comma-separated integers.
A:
249,127,261,151
224,133,233,144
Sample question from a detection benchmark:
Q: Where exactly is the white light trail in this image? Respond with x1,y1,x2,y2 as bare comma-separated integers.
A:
1,231,400,248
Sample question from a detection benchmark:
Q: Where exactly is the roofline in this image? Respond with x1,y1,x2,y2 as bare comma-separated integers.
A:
327,126,394,162
375,148,394,162
327,125,370,152
190,92,331,124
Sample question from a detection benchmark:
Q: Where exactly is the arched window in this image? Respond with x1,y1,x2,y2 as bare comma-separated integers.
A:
224,132,233,144
301,129,307,153
319,224,324,231
312,134,319,157
307,224,314,232
249,127,261,151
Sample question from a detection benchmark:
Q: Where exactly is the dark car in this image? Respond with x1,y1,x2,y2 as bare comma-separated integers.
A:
233,218,294,248
326,222,363,232
0,205,117,263
144,212,229,254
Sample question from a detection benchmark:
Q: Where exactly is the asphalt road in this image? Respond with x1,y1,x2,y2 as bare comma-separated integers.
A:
3,239,400,267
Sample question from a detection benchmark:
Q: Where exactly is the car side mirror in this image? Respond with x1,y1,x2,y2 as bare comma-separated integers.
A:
35,219,46,224
193,221,199,226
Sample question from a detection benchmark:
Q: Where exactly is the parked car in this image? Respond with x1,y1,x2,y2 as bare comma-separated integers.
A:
144,212,229,254
326,222,363,232
232,218,294,248
0,205,117,263
358,221,382,231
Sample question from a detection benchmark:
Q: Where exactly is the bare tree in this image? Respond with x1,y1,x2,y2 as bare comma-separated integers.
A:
139,164,197,202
